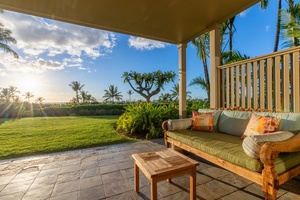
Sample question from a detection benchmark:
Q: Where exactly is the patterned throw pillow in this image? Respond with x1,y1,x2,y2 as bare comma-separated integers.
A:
191,110,213,132
242,131,294,158
242,113,281,138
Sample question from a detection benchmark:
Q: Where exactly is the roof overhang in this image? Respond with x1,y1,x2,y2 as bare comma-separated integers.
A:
0,0,260,44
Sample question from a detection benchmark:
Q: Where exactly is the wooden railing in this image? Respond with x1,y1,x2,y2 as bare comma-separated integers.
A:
217,46,300,112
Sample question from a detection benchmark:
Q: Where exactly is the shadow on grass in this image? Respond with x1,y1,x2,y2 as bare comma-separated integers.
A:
0,115,140,160
0,118,19,125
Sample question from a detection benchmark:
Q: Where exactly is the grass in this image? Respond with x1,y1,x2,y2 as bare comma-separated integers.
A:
0,116,136,159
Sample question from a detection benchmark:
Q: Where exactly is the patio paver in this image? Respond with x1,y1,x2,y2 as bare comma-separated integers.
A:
0,139,299,199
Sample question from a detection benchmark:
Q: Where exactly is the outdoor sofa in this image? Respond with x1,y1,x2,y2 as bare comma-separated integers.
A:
162,108,300,200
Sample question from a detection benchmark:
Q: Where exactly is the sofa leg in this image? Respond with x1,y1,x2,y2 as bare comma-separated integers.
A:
262,167,279,200
166,141,170,148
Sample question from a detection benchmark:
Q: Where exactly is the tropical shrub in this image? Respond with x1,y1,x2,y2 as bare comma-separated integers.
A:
20,104,126,117
117,102,178,139
187,99,210,117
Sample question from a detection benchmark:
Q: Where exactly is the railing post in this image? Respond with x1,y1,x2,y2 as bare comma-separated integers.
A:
217,46,300,113
178,43,187,118
210,23,221,108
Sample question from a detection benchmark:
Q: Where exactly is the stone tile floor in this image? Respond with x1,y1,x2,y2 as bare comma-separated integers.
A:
0,139,299,200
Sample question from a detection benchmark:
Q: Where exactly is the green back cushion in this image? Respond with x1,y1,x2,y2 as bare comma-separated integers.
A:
218,111,252,136
217,111,300,136
277,113,300,134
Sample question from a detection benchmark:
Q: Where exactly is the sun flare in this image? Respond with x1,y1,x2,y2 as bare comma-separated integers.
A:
23,78,37,91
16,74,44,93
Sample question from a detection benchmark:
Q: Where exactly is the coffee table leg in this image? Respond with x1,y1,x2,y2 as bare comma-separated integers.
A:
134,161,139,193
190,167,196,200
151,177,157,200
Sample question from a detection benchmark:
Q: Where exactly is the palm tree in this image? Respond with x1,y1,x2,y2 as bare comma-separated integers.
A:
170,83,192,101
8,85,19,101
192,20,249,103
103,85,123,102
158,93,172,102
127,90,134,102
222,16,236,59
69,97,77,104
35,97,45,104
80,90,87,103
69,81,85,104
23,92,34,103
189,77,209,99
281,1,300,48
192,33,210,101
221,51,250,64
0,88,10,102
0,10,18,58
86,94,97,104
274,0,282,52
80,90,94,103
260,0,282,52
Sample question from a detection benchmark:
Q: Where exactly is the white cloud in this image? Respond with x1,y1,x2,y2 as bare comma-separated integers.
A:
36,58,65,71
0,52,65,73
266,25,270,32
63,57,83,67
0,10,117,72
78,66,88,70
128,36,169,50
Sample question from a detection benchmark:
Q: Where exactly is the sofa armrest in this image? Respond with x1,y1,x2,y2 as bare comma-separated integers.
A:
162,118,192,147
162,120,169,132
165,118,192,131
260,133,300,166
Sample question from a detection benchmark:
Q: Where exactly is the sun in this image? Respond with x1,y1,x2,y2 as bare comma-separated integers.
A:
23,78,37,91
16,74,43,93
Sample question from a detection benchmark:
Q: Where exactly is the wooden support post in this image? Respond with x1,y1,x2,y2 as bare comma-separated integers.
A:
210,23,221,108
178,43,187,118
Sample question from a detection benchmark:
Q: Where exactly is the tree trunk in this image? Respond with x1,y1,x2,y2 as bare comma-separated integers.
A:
229,16,236,59
146,96,151,102
203,60,210,102
75,91,78,104
274,0,282,52
201,45,210,102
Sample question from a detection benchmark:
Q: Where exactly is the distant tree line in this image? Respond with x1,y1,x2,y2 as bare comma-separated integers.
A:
0,85,44,104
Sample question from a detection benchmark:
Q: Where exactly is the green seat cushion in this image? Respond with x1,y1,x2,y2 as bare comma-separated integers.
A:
167,130,300,174
275,151,300,174
167,130,263,172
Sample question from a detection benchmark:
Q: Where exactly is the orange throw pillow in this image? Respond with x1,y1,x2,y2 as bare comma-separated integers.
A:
191,110,213,132
242,113,281,138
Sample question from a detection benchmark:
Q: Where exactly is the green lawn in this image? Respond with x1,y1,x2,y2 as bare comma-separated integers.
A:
0,116,136,159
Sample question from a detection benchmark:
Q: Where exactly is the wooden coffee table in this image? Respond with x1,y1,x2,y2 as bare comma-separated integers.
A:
132,148,199,200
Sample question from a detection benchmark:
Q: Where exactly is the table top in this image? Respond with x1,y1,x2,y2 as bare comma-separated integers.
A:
132,148,199,177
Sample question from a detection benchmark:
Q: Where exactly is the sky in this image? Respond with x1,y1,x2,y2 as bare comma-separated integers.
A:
0,1,295,103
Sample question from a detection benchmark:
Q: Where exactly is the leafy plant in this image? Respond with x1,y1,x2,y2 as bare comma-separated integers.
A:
187,99,210,117
117,102,177,139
